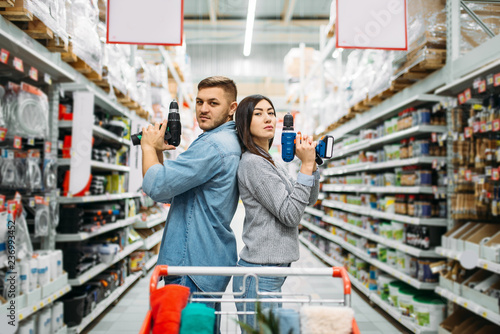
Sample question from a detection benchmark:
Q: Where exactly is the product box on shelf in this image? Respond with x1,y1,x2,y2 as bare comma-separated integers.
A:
457,224,485,252
438,307,495,334
441,222,466,249
462,270,500,313
482,232,500,263
42,272,68,299
464,224,500,256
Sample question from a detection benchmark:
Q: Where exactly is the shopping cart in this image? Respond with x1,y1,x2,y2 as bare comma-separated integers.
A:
140,265,361,333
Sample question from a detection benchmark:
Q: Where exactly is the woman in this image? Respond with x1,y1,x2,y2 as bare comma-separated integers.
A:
233,94,320,327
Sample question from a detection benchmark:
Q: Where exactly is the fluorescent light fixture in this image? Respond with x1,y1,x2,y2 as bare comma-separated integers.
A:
243,0,257,57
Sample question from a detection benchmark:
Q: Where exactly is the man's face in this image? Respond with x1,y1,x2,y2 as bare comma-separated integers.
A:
196,87,237,131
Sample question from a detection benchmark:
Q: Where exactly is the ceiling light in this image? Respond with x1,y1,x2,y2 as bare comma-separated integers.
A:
243,0,257,57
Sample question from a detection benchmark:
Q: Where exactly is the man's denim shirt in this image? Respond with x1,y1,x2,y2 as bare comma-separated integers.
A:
142,121,241,293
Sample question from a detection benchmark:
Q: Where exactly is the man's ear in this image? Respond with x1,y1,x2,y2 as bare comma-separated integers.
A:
228,101,238,117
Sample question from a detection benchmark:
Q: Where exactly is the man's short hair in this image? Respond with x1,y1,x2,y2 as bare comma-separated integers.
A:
198,76,237,102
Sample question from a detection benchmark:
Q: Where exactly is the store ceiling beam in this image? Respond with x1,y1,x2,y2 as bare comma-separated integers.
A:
282,0,298,24
207,0,218,24
460,0,495,38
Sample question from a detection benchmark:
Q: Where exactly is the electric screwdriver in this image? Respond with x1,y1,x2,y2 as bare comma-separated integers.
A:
281,112,334,165
131,100,181,146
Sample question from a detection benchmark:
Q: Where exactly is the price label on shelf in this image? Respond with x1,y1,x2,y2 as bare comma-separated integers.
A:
473,122,480,133
494,120,500,131
465,170,472,181
29,66,38,81
492,168,500,181
13,57,23,72
432,159,438,169
464,88,472,102
13,136,22,149
44,141,52,154
483,263,488,269
28,137,35,146
464,127,472,138
0,128,7,141
495,73,500,87
480,121,487,133
458,93,466,104
487,122,493,132
478,80,486,93
487,74,494,85
431,132,437,143
1,48,9,64
485,166,492,177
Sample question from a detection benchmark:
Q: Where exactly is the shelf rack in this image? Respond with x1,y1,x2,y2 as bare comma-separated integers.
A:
321,200,448,226
68,241,143,286
56,215,141,242
133,213,167,229
300,220,438,290
68,272,143,334
322,184,446,195
435,247,500,275
58,159,131,173
139,229,164,250
299,236,437,334
59,121,132,147
58,192,141,204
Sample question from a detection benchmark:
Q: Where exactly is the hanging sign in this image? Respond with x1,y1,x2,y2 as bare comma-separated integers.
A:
107,0,183,46
336,0,407,50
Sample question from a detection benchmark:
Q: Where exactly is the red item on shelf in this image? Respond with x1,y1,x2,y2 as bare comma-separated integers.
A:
59,104,73,121
62,171,93,197
62,135,72,158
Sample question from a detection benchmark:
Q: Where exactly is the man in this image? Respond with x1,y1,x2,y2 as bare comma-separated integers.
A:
141,76,241,304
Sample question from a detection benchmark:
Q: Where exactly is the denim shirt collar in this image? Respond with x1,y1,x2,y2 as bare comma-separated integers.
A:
198,121,236,139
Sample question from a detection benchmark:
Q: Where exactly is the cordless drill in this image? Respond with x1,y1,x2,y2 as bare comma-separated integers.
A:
281,112,334,165
131,100,181,146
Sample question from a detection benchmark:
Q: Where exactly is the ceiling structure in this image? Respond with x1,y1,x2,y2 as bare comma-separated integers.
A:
183,0,331,45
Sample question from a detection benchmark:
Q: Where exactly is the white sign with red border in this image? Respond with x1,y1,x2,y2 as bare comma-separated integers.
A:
336,0,407,50
107,0,184,46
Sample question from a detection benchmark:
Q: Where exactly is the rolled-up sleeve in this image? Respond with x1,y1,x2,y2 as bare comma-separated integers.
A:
142,140,221,203
296,172,315,187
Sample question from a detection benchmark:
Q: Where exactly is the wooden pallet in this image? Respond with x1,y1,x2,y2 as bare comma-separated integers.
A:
45,36,69,53
0,0,55,40
0,0,14,8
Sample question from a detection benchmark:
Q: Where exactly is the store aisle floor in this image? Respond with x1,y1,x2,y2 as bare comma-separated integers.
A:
85,203,403,333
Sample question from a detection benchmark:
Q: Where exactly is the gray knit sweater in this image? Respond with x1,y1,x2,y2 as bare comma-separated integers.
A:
237,151,320,264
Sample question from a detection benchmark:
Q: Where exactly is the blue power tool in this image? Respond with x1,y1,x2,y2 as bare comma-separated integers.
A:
281,112,334,165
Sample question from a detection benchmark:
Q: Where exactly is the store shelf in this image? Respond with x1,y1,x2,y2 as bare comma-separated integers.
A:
55,215,141,242
17,283,72,322
133,213,167,229
58,159,130,172
68,241,143,286
300,220,437,290
322,184,446,195
304,207,325,218
323,157,446,176
299,235,435,334
322,216,442,258
58,192,141,204
0,15,76,82
139,229,164,250
68,272,142,334
145,254,159,271
435,287,500,326
435,247,500,274
332,125,447,160
59,121,132,147
318,192,326,200
329,95,447,141
55,325,68,334
321,200,448,226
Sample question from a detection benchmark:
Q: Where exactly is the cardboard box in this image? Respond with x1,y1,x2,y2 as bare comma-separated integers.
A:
462,270,500,313
481,231,500,262
457,223,484,252
451,317,485,334
442,222,466,249
438,307,473,334
465,224,500,256
446,223,475,250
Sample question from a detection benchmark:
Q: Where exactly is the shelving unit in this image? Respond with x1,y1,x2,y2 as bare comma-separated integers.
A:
321,216,441,258
18,283,72,321
299,235,436,334
436,247,500,275
55,215,141,242
139,229,164,250
68,272,143,334
59,121,132,147
332,125,447,160
323,157,447,176
435,287,500,326
322,184,446,195
133,213,167,229
145,254,159,271
322,200,448,226
58,192,141,204
300,220,438,290
68,241,144,286
58,159,131,172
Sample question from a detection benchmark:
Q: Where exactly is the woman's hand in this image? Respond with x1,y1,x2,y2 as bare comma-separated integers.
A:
295,132,317,175
141,120,176,152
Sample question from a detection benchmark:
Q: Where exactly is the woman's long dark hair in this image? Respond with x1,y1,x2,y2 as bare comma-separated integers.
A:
235,94,276,166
